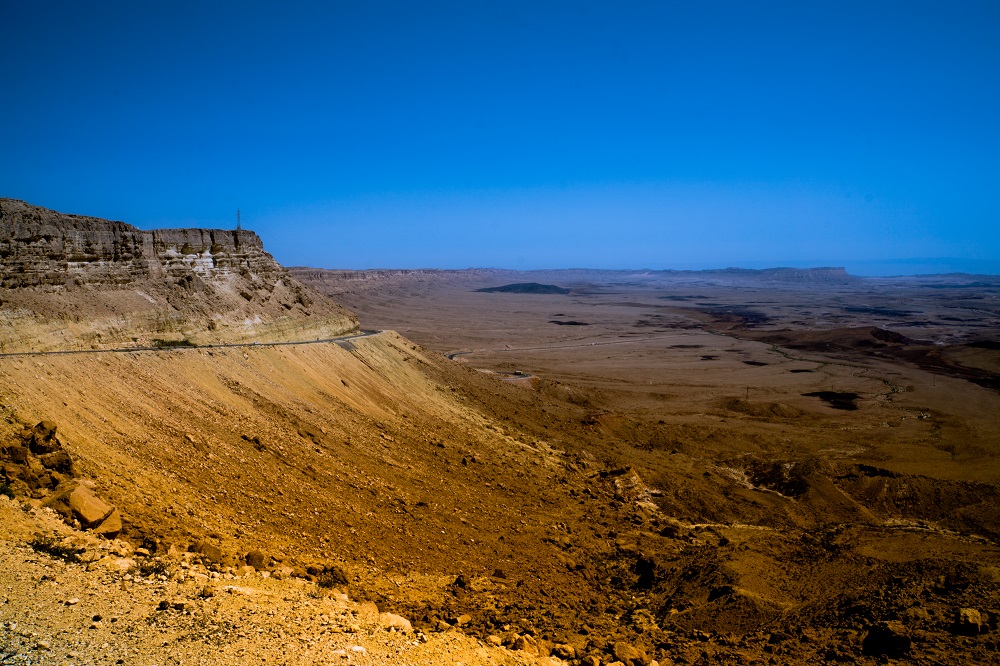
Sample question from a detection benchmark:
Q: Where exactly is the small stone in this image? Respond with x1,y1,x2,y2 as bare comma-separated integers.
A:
36,639,51,650
486,635,503,647
272,565,294,580
454,613,472,626
552,643,577,659
65,598,80,606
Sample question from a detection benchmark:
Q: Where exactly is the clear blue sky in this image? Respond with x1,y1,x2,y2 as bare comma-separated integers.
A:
3,1,998,275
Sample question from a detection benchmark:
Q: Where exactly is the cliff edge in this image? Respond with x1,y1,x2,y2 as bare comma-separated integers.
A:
0,199,357,351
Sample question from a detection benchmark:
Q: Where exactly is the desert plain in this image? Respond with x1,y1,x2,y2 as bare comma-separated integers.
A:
1,199,999,665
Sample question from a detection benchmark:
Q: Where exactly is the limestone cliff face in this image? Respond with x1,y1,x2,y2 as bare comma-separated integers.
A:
0,198,279,288
0,199,358,351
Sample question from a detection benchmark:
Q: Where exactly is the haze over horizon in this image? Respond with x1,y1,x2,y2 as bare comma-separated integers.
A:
2,1,998,276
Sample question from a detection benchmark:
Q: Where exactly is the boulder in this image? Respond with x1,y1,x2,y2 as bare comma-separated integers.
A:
552,644,577,659
245,550,268,569
5,446,30,464
862,621,911,657
378,612,412,633
29,421,61,455
68,484,114,528
193,541,224,564
39,451,74,474
316,564,348,588
612,641,649,666
952,608,986,635
355,601,380,625
92,509,122,538
513,634,538,655
612,469,646,502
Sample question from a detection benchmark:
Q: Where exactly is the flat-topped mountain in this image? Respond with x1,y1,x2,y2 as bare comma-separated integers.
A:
1,198,276,288
0,199,356,352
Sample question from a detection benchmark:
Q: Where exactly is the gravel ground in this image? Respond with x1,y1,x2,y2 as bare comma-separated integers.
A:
0,497,535,666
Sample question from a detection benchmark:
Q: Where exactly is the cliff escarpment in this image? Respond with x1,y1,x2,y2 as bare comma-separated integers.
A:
0,199,357,351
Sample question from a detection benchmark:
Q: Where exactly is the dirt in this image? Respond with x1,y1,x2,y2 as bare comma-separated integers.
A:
291,266,1000,664
1,205,999,664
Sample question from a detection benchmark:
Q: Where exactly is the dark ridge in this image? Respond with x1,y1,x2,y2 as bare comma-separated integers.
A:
476,282,571,294
803,391,860,410
925,282,1000,289
699,307,771,326
843,306,918,317
869,327,914,345
549,320,590,326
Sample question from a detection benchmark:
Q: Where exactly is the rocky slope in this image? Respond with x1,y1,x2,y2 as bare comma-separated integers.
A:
0,199,356,352
2,201,998,665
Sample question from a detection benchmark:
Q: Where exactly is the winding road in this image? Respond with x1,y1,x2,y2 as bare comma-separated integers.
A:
0,330,383,359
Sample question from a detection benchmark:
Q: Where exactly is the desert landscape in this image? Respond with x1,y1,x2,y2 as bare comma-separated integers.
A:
1,199,999,665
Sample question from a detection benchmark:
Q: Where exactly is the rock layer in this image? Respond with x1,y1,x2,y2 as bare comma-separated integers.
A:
0,199,357,351
0,198,277,288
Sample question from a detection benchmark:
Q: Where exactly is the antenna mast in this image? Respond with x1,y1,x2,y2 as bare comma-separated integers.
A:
237,208,241,231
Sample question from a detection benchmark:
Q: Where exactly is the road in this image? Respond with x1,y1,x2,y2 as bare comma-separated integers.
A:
0,330,383,359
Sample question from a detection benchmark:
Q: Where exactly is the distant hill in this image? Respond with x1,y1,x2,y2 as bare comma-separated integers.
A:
476,282,571,294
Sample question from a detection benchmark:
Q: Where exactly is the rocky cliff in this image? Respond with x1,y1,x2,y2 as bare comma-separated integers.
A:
0,198,279,288
0,199,357,351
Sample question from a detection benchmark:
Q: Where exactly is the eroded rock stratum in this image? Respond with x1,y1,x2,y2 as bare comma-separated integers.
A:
0,199,356,351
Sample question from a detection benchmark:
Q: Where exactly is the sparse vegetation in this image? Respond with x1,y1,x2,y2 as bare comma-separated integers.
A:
29,535,83,563
136,558,169,578
152,338,197,348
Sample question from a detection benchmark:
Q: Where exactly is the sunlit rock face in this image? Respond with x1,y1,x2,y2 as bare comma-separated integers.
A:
0,198,278,288
0,198,357,352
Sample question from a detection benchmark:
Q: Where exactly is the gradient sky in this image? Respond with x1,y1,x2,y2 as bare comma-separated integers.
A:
3,1,998,275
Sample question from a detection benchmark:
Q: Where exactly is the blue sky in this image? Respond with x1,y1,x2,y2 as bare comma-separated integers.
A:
3,1,998,274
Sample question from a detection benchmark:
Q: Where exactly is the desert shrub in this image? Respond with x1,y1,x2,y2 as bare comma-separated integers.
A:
0,481,13,500
29,536,83,563
136,559,169,578
316,565,348,589
152,338,196,348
